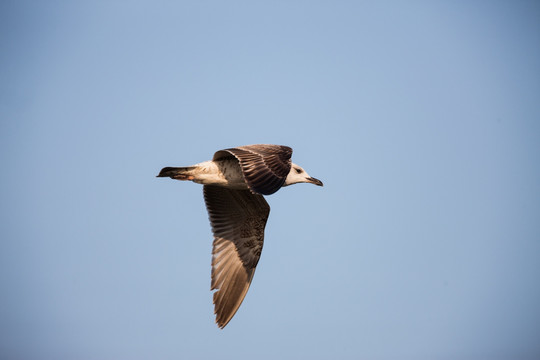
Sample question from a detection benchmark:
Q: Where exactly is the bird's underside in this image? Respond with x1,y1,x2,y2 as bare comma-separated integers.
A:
157,144,322,328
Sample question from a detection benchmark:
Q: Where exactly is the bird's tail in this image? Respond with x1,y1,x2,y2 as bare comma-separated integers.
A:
157,166,197,181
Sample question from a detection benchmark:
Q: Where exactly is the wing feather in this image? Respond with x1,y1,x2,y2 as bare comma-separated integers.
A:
213,144,292,195
204,185,270,328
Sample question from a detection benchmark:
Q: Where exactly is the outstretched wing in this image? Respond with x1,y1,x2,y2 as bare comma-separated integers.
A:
213,144,293,195
203,185,270,328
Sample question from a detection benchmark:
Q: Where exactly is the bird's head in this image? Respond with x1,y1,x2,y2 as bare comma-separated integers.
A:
283,163,324,187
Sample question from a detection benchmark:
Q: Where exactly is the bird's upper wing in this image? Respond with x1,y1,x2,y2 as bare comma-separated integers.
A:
213,144,293,195
203,185,270,328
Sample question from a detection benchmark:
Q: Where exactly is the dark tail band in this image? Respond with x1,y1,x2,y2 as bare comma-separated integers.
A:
157,166,196,179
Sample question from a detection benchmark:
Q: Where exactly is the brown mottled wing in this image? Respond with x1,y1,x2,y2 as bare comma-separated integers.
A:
203,185,270,328
213,144,293,195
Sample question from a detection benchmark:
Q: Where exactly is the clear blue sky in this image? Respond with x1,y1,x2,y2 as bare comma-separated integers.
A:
1,1,539,359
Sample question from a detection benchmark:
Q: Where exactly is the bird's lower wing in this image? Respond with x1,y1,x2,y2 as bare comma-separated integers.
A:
203,185,270,328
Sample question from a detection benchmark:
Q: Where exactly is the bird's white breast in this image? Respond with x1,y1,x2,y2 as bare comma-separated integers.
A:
192,159,248,189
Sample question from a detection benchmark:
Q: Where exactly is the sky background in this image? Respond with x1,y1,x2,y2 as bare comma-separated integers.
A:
1,1,540,359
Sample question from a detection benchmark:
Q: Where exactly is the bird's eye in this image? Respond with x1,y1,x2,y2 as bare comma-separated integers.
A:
295,168,303,174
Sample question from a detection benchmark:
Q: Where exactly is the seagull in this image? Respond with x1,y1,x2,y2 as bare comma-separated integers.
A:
157,144,323,328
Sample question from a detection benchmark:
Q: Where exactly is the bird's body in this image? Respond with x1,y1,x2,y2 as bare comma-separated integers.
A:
160,159,248,189
157,144,323,328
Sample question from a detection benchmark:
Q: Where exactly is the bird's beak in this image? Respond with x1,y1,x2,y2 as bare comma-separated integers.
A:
307,177,324,186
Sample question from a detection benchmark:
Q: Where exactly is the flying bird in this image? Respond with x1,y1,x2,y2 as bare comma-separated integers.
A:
157,144,323,328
